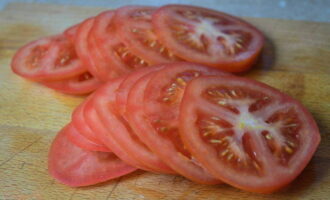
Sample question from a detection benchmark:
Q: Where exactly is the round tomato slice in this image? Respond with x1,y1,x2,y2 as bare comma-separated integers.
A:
41,71,101,95
48,124,136,187
179,76,320,193
66,123,110,152
113,6,181,64
127,62,227,184
152,5,264,72
93,76,175,174
91,10,150,81
11,34,86,81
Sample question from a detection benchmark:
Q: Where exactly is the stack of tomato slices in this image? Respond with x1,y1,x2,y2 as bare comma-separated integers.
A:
48,62,320,193
11,5,264,95
11,4,320,194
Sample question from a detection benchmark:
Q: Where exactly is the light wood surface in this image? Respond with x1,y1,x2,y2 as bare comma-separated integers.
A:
0,3,329,200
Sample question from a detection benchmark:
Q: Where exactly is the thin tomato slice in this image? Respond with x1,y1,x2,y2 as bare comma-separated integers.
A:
48,124,136,187
127,62,227,184
82,84,156,171
179,75,320,193
41,71,101,95
64,23,79,43
89,11,124,80
71,98,108,147
152,5,264,72
91,10,149,81
66,123,110,152
115,65,164,115
75,17,101,80
93,75,175,174
11,34,86,81
113,6,181,64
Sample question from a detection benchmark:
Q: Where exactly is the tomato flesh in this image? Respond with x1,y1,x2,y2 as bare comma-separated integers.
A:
91,10,150,81
179,75,320,193
66,123,110,152
152,5,264,72
48,124,136,187
114,6,181,64
71,99,109,151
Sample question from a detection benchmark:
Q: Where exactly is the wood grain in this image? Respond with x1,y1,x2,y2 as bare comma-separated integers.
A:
0,3,329,200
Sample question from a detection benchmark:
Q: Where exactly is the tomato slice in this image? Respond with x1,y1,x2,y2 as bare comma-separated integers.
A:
75,17,102,80
179,75,320,193
90,10,150,81
116,65,164,115
71,98,108,147
11,34,86,81
93,75,175,174
113,6,181,64
48,124,136,187
88,11,120,81
66,123,110,152
126,62,227,184
64,23,79,43
41,71,101,95
82,83,157,171
152,5,264,72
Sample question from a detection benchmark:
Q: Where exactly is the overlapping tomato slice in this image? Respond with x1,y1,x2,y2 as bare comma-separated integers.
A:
71,100,109,150
11,34,86,81
66,123,109,152
82,86,155,170
114,6,181,64
48,124,136,187
41,71,101,95
92,73,175,174
91,10,150,81
179,76,320,193
152,5,264,72
126,62,228,184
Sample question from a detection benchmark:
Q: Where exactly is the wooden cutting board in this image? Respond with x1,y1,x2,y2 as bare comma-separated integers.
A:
0,3,329,200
